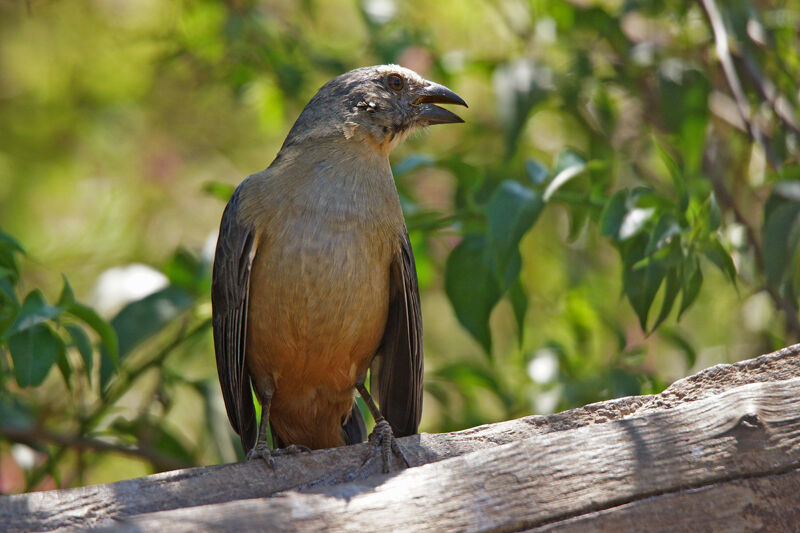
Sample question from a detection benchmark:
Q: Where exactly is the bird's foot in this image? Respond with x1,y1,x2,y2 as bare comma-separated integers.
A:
364,419,410,474
246,441,276,470
273,444,312,456
246,443,310,470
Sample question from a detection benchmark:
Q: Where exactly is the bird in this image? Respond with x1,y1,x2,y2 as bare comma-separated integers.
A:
211,64,466,472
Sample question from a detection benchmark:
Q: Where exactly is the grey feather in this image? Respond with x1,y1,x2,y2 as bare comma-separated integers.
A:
371,230,424,437
211,184,258,453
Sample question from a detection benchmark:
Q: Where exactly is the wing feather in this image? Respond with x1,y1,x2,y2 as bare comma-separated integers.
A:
371,230,423,437
211,185,258,453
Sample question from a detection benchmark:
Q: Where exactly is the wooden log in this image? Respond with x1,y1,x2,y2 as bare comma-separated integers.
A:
96,377,800,532
2,343,799,532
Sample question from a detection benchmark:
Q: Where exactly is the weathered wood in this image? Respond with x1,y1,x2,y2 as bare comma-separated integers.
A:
91,377,800,532
532,468,800,532
1,344,799,532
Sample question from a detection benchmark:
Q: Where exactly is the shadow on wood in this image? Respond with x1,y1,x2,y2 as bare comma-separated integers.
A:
3,344,800,532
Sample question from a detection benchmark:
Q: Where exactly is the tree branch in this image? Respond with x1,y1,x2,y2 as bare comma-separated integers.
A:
735,50,800,139
698,0,780,169
704,147,800,340
2,426,190,472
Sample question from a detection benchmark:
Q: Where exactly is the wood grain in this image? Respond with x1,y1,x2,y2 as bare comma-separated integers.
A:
92,376,800,532
2,343,799,532
532,468,800,532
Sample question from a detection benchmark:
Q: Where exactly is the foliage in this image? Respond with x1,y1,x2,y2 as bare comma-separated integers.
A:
1,0,799,492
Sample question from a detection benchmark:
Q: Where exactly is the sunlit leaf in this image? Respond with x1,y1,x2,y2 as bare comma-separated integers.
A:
619,207,655,241
543,152,587,202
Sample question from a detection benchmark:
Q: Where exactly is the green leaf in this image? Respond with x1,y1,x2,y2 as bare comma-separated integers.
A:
0,277,18,308
0,230,23,284
508,278,528,345
486,181,543,287
622,236,666,331
101,286,193,387
601,190,628,240
703,239,737,286
202,181,236,202
57,275,76,308
651,268,679,332
3,290,63,338
763,195,800,290
525,159,548,186
553,149,585,174
678,257,703,319
66,302,119,370
646,212,682,256
0,230,25,255
445,234,500,355
163,247,207,293
567,205,589,242
8,323,62,387
619,207,655,241
707,193,722,231
543,152,587,201
66,324,93,382
55,334,72,390
653,135,682,184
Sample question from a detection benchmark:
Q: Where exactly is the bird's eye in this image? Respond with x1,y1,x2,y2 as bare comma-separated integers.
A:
387,74,404,91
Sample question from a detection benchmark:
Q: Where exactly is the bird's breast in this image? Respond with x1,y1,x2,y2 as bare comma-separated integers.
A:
243,177,404,442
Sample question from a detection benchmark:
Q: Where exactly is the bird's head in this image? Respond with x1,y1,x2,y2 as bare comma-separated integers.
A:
281,65,467,155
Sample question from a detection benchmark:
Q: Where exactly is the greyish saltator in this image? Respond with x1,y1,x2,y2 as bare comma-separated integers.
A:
211,65,466,472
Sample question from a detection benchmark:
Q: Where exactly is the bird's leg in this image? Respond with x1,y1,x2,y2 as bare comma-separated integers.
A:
246,388,310,470
246,388,276,469
355,382,410,473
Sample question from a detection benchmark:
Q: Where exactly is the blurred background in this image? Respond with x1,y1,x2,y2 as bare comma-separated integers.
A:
1,0,799,493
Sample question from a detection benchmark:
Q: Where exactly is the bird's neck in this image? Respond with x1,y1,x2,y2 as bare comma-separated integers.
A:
246,136,404,227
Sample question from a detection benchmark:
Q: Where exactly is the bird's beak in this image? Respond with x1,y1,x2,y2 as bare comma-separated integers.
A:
412,82,468,125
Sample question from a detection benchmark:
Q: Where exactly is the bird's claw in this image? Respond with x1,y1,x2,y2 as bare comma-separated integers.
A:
273,444,312,456
364,419,410,473
246,443,311,471
246,442,276,470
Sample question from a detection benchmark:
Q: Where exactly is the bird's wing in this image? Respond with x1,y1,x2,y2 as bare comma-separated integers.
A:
371,230,424,437
211,185,258,453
